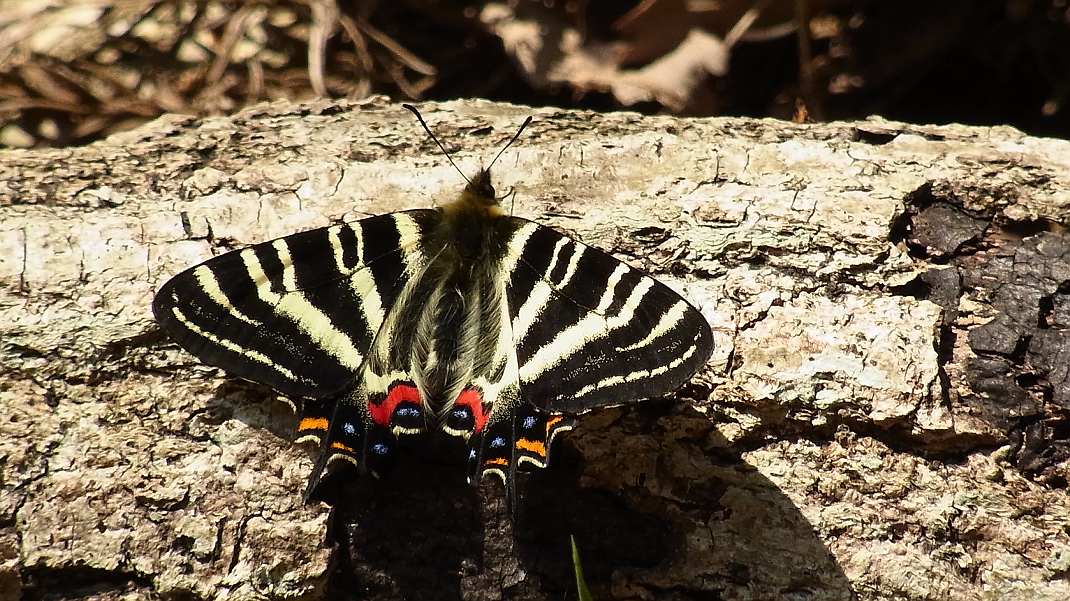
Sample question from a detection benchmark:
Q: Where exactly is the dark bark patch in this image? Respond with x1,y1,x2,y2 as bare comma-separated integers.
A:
958,231,1070,485
910,203,989,258
890,185,1070,484
889,183,991,261
851,127,898,145
1016,419,1070,487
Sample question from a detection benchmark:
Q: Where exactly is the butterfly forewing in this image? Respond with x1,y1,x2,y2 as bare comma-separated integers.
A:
503,218,713,413
153,209,438,398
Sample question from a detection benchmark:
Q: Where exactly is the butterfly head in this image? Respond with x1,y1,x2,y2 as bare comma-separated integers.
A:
453,166,507,217
462,167,497,207
402,103,530,216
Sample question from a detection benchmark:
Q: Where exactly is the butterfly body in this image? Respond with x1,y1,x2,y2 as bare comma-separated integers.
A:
381,186,515,437
153,110,714,499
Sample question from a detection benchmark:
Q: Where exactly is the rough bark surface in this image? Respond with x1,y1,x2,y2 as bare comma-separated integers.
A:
2,96,1069,601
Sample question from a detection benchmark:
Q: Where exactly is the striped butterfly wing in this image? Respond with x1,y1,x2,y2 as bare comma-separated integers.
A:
152,209,439,398
506,219,714,413
466,218,714,482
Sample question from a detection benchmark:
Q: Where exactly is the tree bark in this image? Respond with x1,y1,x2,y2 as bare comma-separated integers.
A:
2,96,1069,600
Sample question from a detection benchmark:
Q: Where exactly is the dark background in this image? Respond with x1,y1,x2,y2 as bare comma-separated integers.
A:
1,0,1067,145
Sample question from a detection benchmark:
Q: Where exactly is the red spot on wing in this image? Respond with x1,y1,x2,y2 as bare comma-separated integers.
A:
369,383,420,426
454,388,489,433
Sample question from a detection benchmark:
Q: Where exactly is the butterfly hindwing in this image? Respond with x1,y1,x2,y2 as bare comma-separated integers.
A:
467,403,576,485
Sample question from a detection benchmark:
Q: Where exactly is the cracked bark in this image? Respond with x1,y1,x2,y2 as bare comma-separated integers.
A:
2,96,1069,601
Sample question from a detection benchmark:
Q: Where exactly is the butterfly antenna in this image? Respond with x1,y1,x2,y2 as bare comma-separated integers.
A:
402,103,472,186
487,115,533,171
506,187,517,216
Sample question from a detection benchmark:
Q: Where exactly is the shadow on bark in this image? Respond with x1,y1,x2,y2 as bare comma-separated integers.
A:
211,388,855,601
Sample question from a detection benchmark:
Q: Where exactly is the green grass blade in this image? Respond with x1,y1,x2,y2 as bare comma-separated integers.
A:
570,535,594,601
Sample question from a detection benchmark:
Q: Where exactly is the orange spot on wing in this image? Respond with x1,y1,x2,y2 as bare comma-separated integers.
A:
298,417,329,432
485,457,509,466
516,438,546,456
546,416,563,430
330,441,355,453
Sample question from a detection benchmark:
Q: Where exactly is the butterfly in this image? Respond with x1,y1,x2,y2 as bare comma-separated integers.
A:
152,104,714,500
